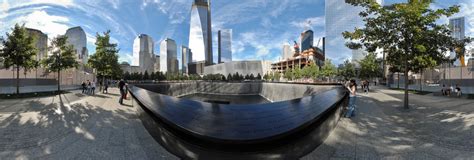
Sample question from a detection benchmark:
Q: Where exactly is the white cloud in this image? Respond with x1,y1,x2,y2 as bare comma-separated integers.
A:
118,52,133,64
291,16,325,30
1,1,9,18
9,0,74,8
18,10,70,38
85,32,96,45
107,0,120,9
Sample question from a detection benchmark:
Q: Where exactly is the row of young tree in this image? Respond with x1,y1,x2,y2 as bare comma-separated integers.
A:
0,23,122,94
122,71,263,82
260,53,382,83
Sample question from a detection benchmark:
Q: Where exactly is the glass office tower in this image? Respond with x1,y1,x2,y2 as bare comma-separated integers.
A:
160,38,178,74
218,29,232,64
189,0,213,65
132,34,155,73
65,26,88,64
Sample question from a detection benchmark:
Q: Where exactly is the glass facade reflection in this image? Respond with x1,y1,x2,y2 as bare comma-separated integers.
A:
189,0,213,65
160,38,178,74
132,34,155,73
218,29,232,64
65,26,88,64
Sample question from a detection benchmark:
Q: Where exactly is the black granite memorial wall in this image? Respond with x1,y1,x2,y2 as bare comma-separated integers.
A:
129,82,348,159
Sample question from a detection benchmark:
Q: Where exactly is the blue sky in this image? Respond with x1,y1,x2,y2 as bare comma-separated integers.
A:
0,0,472,65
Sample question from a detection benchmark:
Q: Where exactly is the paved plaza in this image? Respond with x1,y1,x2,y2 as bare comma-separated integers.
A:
304,86,474,160
0,86,473,159
0,88,178,159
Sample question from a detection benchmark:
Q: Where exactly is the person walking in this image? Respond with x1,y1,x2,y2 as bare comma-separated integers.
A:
118,79,126,105
345,79,357,118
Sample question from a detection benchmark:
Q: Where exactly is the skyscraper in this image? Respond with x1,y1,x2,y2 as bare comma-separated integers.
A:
65,26,88,64
282,43,293,60
160,38,178,74
154,55,160,72
325,0,382,64
189,0,213,66
449,17,466,66
132,34,155,73
26,28,48,61
300,30,314,52
218,29,232,64
181,46,192,74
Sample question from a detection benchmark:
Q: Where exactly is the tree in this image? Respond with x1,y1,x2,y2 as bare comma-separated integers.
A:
263,73,269,81
150,71,155,80
320,59,337,82
88,30,121,91
273,72,280,81
256,73,262,80
244,74,250,80
227,73,232,81
143,71,149,80
284,69,293,81
306,61,320,80
359,52,382,80
0,24,39,95
41,35,78,92
293,67,303,80
123,71,131,80
343,1,461,109
338,60,356,80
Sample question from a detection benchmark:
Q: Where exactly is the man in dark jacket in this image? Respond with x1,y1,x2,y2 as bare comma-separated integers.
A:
81,81,86,93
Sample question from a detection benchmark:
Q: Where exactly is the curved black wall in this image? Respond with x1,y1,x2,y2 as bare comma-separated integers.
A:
130,82,348,159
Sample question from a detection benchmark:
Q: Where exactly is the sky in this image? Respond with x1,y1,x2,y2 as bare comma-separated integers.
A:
0,0,473,65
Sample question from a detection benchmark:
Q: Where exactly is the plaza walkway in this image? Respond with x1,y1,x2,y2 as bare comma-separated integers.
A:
304,86,474,160
0,88,178,159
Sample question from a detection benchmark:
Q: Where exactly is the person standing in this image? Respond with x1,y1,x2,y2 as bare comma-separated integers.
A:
81,81,86,93
91,81,96,95
455,84,462,97
87,80,91,95
103,80,109,94
346,79,357,118
118,79,126,105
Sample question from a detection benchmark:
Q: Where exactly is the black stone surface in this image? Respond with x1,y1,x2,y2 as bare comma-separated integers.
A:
179,93,270,104
129,84,346,144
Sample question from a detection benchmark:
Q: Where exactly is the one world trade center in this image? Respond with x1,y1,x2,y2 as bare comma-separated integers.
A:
189,0,213,66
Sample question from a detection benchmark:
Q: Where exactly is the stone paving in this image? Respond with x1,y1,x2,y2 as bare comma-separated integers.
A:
0,88,177,159
303,86,474,160
1,85,473,159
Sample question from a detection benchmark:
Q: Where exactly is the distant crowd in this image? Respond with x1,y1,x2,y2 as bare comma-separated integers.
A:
441,84,462,97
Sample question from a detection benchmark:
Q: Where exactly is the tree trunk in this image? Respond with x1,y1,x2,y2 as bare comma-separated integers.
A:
16,66,20,95
57,70,61,93
404,59,409,109
101,76,105,92
397,73,400,89
419,69,423,92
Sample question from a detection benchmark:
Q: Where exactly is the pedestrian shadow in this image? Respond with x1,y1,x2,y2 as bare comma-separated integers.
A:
312,93,474,159
0,93,163,159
